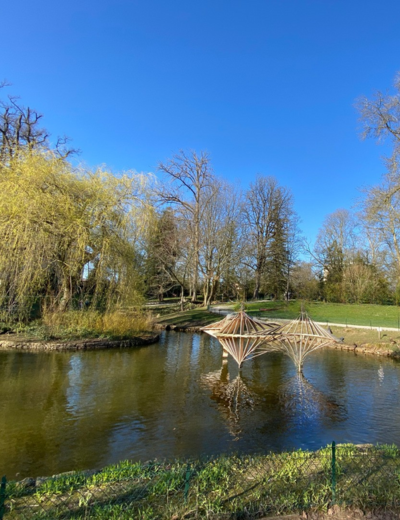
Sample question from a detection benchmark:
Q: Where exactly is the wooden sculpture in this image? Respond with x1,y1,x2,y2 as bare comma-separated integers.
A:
203,309,341,371
202,311,280,367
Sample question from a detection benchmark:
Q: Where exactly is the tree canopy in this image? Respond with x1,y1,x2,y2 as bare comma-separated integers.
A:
0,149,152,318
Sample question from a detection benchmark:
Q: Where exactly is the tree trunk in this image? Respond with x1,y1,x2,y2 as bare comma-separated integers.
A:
58,281,72,312
180,285,185,311
253,272,261,300
191,225,199,302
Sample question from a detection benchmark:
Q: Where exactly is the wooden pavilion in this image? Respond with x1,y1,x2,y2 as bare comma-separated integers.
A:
203,310,341,371
202,311,280,367
257,311,341,372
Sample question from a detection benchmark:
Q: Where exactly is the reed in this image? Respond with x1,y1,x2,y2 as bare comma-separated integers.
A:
29,309,155,340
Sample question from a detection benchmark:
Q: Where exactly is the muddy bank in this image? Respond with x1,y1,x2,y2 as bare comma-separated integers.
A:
329,341,400,359
0,333,159,351
262,506,400,519
155,323,203,333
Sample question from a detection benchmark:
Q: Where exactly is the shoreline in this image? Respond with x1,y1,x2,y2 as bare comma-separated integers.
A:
156,322,400,359
0,332,160,351
2,319,399,359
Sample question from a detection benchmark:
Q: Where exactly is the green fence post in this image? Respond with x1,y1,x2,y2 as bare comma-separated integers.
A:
331,442,336,506
184,463,192,503
0,475,6,520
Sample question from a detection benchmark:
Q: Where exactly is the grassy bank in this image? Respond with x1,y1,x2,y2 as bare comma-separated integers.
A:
1,310,155,342
330,326,400,351
239,301,400,329
153,305,400,354
155,308,222,329
5,444,400,519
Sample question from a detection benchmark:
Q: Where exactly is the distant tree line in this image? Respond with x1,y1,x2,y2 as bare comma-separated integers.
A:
2,72,400,321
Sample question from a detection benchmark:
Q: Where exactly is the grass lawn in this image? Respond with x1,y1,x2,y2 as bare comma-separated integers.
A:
6,445,400,519
240,300,400,329
155,308,222,329
330,326,400,350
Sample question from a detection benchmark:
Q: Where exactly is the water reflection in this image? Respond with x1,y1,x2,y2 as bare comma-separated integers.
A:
278,373,347,423
201,362,258,440
201,363,346,440
1,333,400,479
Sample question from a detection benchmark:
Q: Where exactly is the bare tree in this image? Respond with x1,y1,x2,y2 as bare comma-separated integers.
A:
357,72,400,173
291,262,320,300
157,150,216,302
0,83,77,163
312,209,358,270
242,176,294,299
199,180,242,305
357,72,400,293
362,178,400,277
144,207,195,306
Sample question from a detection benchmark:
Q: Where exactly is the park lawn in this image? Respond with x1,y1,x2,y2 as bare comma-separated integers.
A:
242,300,400,329
330,326,400,350
156,308,221,329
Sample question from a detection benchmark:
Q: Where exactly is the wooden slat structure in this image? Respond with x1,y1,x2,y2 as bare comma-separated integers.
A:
202,311,280,367
257,311,341,372
203,310,341,371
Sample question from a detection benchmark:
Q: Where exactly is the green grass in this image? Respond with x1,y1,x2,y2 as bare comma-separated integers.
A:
239,300,400,329
330,326,400,350
156,309,222,329
5,445,400,519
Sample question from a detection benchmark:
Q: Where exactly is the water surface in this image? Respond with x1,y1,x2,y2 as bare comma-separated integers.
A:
1,331,400,478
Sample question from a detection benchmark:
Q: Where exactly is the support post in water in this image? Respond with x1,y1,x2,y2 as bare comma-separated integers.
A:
331,441,336,506
0,475,6,520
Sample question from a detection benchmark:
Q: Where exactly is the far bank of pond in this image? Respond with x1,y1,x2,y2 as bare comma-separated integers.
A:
2,331,400,480
156,309,400,359
0,332,159,351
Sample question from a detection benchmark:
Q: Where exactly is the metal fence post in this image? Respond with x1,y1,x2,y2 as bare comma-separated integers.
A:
331,442,336,506
0,475,6,520
184,463,192,503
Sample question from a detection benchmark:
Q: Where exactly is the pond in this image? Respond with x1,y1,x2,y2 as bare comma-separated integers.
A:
1,331,400,479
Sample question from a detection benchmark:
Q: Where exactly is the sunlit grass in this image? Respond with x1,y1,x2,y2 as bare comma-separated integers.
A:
240,300,400,328
155,308,221,328
5,445,400,519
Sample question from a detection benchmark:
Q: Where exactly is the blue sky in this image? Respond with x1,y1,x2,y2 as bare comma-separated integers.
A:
2,0,400,243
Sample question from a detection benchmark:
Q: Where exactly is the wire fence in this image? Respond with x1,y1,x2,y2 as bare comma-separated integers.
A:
2,443,400,519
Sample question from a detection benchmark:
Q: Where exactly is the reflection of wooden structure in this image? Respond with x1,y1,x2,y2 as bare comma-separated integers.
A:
203,310,341,372
202,311,280,367
260,312,340,372
200,364,256,440
279,373,343,420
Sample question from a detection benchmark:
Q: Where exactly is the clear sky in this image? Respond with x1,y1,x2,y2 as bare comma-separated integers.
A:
2,0,400,243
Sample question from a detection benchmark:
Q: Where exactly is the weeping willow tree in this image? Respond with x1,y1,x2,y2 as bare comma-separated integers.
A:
0,149,153,320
